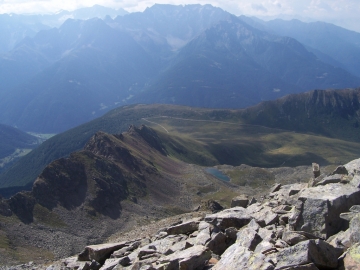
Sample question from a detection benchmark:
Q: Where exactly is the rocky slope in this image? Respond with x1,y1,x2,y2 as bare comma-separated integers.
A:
242,88,360,141
0,124,329,266
31,157,360,270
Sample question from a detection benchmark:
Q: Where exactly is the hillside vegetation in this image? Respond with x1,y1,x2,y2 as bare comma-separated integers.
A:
0,88,359,193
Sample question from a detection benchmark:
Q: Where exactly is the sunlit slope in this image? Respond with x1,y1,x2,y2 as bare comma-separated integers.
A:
0,88,359,190
147,117,360,167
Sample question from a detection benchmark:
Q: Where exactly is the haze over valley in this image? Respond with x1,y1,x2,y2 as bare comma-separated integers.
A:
1,2,360,269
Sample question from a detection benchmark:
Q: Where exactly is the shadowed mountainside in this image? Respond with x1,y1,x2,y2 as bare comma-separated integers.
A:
0,125,236,263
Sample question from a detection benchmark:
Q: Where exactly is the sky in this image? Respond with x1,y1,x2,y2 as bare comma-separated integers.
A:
0,0,360,33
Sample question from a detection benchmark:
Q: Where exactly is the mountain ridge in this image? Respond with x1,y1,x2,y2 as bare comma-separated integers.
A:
1,4,359,133
0,88,359,193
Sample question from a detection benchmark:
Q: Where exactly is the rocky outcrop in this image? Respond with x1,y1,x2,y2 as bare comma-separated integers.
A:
45,158,360,269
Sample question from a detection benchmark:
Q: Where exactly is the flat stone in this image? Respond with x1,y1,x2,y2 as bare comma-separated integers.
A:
166,220,199,235
315,174,346,186
204,207,251,230
158,245,211,270
78,242,129,263
275,239,342,270
212,244,274,270
282,230,318,246
231,195,249,208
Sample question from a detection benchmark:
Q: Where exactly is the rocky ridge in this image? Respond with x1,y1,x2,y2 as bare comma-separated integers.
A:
27,157,360,270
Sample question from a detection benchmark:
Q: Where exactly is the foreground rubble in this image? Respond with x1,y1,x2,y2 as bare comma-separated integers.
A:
21,158,360,269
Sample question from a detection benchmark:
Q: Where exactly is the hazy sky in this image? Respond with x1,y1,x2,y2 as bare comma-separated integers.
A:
1,0,359,32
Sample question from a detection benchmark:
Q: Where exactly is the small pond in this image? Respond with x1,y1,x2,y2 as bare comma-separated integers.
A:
205,167,230,182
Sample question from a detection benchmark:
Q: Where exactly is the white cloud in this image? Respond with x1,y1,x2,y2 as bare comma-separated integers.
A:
0,0,359,32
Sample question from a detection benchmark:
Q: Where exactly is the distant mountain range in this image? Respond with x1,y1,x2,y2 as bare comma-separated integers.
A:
0,5,128,54
240,17,360,78
0,4,359,134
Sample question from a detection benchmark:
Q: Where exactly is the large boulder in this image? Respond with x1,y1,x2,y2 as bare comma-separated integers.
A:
275,240,343,269
289,183,360,239
212,244,274,270
204,207,251,230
